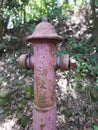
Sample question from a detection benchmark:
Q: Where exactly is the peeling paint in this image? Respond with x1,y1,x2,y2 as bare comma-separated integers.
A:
40,124,46,130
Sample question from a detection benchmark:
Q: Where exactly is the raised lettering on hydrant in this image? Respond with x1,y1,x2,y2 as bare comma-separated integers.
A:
16,17,76,130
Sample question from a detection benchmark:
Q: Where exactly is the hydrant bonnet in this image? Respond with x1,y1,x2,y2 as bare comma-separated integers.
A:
26,18,63,42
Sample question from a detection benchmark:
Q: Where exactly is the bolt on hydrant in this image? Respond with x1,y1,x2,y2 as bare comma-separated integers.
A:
16,17,76,130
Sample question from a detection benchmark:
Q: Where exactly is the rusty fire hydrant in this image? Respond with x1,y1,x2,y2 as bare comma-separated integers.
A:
16,17,76,130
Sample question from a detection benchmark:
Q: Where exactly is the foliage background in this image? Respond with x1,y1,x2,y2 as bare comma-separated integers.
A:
0,0,98,130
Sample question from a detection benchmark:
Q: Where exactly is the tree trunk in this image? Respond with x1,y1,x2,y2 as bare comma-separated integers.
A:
91,0,98,46
0,11,3,41
0,0,3,41
23,5,26,23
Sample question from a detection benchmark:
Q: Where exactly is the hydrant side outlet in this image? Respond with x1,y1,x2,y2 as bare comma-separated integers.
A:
16,54,28,69
16,54,34,70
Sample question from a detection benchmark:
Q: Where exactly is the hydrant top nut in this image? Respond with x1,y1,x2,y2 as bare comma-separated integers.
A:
26,18,63,43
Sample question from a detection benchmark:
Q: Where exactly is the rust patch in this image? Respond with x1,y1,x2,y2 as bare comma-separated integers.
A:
49,43,56,56
40,124,46,130
38,94,47,104
49,116,51,121
41,118,43,121
36,68,47,89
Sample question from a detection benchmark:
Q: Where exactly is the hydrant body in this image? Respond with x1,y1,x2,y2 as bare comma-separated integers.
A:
16,18,76,130
33,41,57,130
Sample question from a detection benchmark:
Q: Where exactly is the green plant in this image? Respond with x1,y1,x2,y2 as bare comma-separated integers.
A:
18,103,25,110
0,99,7,106
0,34,17,53
21,116,29,127
25,85,34,99
66,111,73,118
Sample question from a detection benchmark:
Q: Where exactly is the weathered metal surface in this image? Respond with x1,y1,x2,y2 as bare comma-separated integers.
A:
31,42,57,130
26,18,63,42
56,55,76,71
70,59,76,69
16,17,76,130
34,42,56,108
57,54,69,71
16,54,27,69
33,103,56,130
16,54,34,69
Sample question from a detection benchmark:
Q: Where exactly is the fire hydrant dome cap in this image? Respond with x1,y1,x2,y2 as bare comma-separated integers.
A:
26,20,63,42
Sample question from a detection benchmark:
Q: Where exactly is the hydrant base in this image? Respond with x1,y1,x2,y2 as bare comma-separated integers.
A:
31,104,57,130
